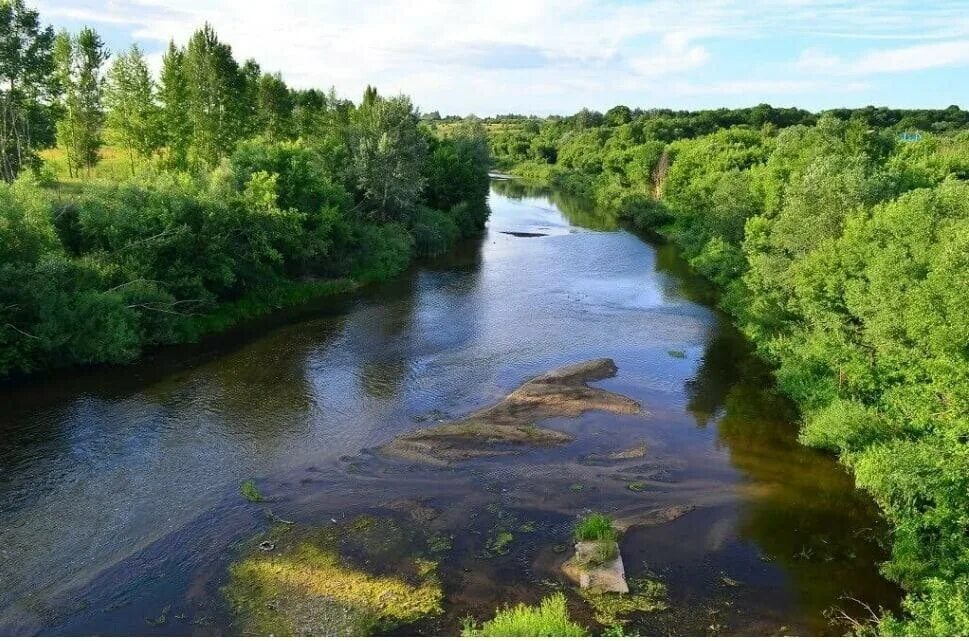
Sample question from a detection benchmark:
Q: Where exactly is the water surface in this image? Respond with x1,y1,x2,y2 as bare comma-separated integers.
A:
0,181,898,634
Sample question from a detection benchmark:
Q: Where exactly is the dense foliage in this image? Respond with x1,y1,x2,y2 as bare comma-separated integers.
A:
485,105,969,636
0,4,491,378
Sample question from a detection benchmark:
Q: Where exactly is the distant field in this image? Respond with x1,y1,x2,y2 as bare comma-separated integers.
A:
39,146,153,182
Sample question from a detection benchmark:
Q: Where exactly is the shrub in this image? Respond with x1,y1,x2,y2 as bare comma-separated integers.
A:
411,206,460,258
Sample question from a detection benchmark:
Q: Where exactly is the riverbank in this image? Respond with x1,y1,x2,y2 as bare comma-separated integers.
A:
0,182,900,635
504,129,969,634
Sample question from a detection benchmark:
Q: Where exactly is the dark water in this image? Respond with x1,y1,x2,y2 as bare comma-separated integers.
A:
0,181,899,635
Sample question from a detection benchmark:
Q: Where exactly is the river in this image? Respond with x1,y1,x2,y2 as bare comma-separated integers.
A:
0,180,898,634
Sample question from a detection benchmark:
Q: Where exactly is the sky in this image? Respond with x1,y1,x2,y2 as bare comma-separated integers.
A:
33,0,969,116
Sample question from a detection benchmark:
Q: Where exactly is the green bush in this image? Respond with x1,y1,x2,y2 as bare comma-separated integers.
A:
411,206,460,258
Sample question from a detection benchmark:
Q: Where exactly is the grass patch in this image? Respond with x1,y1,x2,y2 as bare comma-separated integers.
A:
240,480,263,502
225,519,443,635
462,593,586,637
575,513,616,543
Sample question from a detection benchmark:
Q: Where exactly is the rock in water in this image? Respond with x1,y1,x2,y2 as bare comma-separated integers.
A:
378,358,641,465
561,541,629,593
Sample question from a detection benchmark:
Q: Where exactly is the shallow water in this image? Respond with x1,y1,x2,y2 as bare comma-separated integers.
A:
0,181,899,634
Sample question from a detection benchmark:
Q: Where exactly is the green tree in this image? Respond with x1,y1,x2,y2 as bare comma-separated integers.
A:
0,0,56,181
54,26,108,176
182,24,248,168
104,44,161,173
255,72,293,140
348,88,427,221
158,41,191,168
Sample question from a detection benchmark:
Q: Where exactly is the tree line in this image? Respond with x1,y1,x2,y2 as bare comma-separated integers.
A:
485,106,969,636
0,0,491,377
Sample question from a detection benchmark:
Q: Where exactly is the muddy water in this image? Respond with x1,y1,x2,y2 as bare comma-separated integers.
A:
0,181,899,635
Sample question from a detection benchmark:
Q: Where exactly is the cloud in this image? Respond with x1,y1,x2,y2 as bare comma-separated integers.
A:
853,40,969,73
796,39,969,75
31,0,969,114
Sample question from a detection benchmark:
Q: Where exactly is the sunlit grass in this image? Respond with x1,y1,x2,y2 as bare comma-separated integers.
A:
462,593,586,637
225,523,443,635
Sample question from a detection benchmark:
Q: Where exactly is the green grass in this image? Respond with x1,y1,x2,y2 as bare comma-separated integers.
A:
39,145,153,182
462,593,586,637
240,480,263,502
574,513,616,543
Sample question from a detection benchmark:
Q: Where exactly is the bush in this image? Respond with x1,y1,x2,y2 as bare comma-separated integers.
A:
411,206,460,258
615,194,670,230
799,398,887,453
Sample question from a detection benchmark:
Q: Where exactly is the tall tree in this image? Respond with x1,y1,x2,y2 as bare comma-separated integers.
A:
52,30,79,177
104,44,161,174
0,0,56,182
182,24,247,168
158,41,190,168
255,72,293,140
54,26,107,176
348,88,427,221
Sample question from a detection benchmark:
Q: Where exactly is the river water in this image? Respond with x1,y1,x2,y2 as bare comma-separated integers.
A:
0,181,898,634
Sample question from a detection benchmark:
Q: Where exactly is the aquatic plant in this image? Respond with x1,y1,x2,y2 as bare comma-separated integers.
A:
239,479,263,502
574,513,616,543
487,530,514,556
580,575,668,627
224,520,443,635
462,593,586,637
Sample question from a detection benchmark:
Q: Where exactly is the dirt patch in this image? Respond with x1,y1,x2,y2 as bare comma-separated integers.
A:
378,359,641,465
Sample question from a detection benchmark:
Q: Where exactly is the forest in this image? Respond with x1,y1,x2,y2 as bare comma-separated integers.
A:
478,103,969,635
0,0,491,378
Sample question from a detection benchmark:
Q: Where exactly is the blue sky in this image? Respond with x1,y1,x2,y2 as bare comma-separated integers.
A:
34,0,969,116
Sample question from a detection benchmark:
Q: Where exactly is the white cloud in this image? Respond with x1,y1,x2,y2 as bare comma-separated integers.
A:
31,0,969,113
853,40,969,73
796,39,969,76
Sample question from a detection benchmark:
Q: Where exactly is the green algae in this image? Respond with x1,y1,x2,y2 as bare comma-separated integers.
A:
580,575,668,627
224,517,444,635
240,479,263,502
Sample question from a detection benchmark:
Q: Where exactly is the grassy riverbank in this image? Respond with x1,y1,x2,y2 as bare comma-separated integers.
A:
483,106,969,636
1,133,489,380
